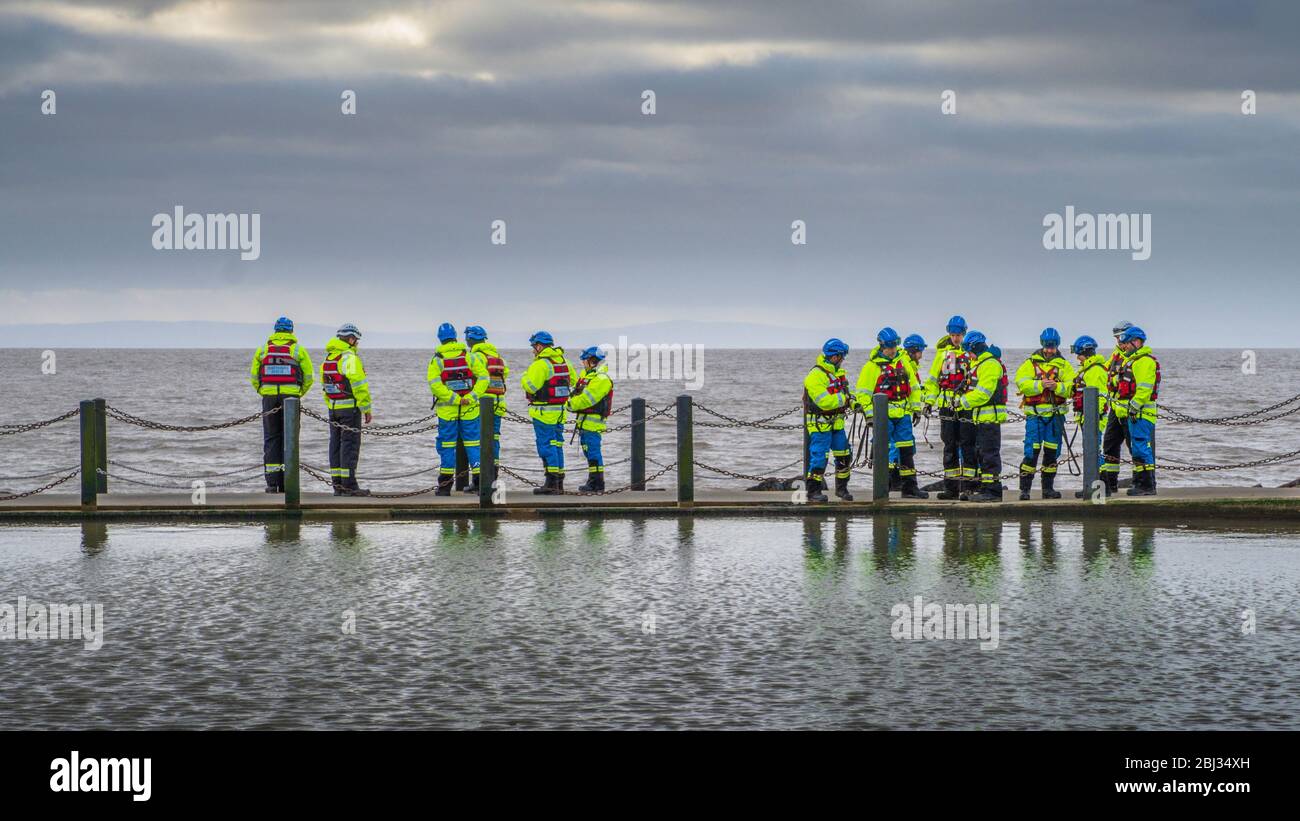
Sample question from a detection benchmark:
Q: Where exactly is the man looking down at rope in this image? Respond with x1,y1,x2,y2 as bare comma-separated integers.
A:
803,338,853,502
855,328,927,499
923,315,977,500
1014,327,1075,500
566,346,615,494
958,331,1007,502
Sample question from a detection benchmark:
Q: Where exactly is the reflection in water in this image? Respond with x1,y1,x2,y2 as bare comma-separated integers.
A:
1080,521,1156,576
941,518,1003,591
870,515,915,573
263,518,302,546
802,517,850,576
80,521,109,555
331,520,360,546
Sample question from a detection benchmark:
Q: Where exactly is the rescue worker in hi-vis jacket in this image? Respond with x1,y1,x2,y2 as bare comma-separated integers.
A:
957,331,1007,502
427,322,489,496
320,323,372,496
1014,327,1075,500
802,338,852,502
566,346,615,493
1069,335,1109,497
465,325,508,468
923,315,977,500
855,328,927,499
249,316,314,493
521,331,577,495
1106,326,1160,497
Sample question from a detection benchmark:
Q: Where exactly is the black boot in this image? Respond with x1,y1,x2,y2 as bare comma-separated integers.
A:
1041,472,1061,499
435,473,454,497
1019,472,1033,501
971,483,1002,503
900,477,928,499
593,474,606,493
533,474,559,495
332,478,345,497
888,467,901,492
834,475,854,501
1127,470,1156,497
937,478,961,500
1103,472,1119,497
342,484,371,497
555,474,565,494
578,461,600,493
806,476,828,502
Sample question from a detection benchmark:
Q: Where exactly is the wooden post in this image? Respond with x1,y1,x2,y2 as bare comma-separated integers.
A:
283,396,301,508
676,394,693,506
79,400,97,508
872,393,890,501
1082,386,1099,499
93,397,107,493
631,397,646,490
479,396,495,508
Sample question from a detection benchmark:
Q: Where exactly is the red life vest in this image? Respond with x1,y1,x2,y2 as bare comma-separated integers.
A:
484,355,507,396
938,350,972,392
321,353,353,401
532,359,571,405
439,354,475,396
573,373,613,417
804,367,849,416
1071,362,1104,413
258,343,303,387
874,360,912,401
1113,353,1160,401
1025,359,1067,406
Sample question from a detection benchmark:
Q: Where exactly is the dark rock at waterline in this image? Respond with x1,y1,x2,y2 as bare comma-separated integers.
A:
746,477,803,491
1279,478,1300,488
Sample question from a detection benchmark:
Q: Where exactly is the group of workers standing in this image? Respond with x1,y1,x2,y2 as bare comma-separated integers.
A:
803,316,1160,502
250,319,614,496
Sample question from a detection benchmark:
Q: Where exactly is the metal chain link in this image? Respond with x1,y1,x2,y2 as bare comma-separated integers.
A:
300,405,438,437
0,408,80,436
98,468,265,490
109,459,264,479
106,404,277,432
692,458,804,483
0,468,80,501
496,461,677,495
0,465,80,480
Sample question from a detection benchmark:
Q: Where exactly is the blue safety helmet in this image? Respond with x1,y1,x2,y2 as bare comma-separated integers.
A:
529,330,554,347
1070,335,1098,355
962,330,987,353
946,315,968,334
1117,326,1146,344
903,334,926,352
1040,327,1061,347
580,345,606,362
465,325,487,341
336,323,362,339
274,316,293,333
822,338,849,358
436,322,457,342
988,344,1002,360
877,327,901,347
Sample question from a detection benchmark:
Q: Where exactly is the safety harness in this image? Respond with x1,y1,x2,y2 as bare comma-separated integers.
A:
257,343,303,387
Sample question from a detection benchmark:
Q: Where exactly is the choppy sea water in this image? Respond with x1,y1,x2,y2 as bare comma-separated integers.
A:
1,515,1296,730
1,347,1296,494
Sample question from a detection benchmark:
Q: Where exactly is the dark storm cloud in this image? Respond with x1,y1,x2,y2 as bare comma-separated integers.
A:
0,0,1298,343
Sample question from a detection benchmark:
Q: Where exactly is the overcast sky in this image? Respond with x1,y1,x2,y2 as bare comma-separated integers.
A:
1,0,1298,346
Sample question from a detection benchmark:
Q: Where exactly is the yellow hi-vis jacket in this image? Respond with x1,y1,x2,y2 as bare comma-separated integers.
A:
469,341,509,417
321,336,372,413
1014,351,1075,418
959,351,1007,424
1073,353,1110,426
923,336,973,408
853,346,918,420
250,331,314,397
427,340,489,421
567,363,614,433
521,346,577,424
803,354,850,433
1114,345,1159,423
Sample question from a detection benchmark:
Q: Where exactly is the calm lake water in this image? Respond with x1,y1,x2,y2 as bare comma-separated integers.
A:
2,514,1296,730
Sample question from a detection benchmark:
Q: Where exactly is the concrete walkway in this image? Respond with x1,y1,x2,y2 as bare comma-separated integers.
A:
4,486,1300,521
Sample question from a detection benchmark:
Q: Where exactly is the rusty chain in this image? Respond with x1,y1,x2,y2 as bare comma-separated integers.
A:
0,468,81,501
0,408,80,436
106,404,277,432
